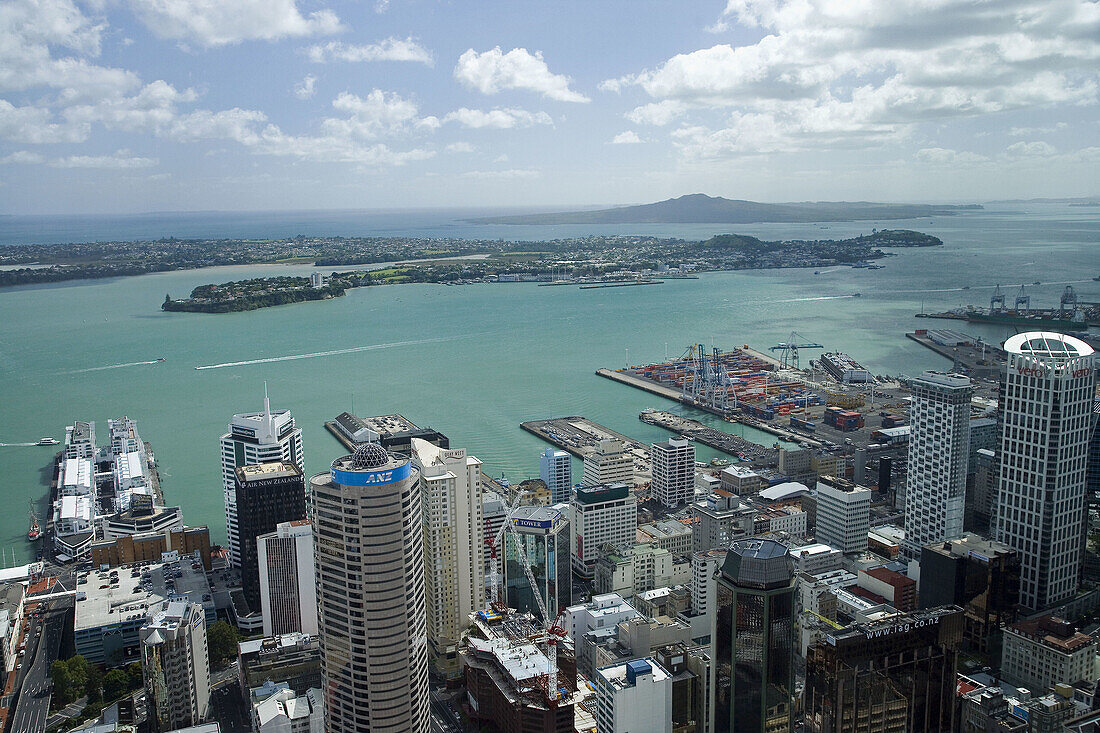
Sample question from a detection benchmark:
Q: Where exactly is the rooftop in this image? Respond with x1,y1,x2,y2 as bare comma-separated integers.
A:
597,657,671,691
721,539,792,589
238,631,318,657
236,462,302,482
923,532,1017,560
1007,614,1096,654
75,556,212,632
759,482,808,502
574,483,630,504
1004,331,1094,359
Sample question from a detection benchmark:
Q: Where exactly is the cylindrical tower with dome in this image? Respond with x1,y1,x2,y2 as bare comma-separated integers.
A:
310,443,428,733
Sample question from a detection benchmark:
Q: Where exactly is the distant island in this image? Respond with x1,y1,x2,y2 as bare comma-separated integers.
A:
467,193,981,225
147,229,940,312
986,196,1100,204
162,276,362,313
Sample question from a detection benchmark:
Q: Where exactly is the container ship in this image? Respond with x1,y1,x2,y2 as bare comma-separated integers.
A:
916,285,1098,330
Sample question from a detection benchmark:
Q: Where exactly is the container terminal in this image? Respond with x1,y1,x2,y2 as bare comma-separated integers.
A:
915,284,1100,329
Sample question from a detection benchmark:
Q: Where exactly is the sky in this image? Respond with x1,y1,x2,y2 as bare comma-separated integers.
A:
1,0,1098,214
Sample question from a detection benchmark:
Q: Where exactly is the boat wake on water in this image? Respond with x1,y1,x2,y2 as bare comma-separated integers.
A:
194,334,471,371
0,443,36,447
69,359,164,373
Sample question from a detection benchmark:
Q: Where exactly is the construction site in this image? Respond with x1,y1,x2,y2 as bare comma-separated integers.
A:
461,608,583,732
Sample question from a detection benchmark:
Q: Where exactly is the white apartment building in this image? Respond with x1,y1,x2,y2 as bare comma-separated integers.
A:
593,658,673,733
814,478,870,554
107,416,145,459
140,600,210,732
993,332,1096,611
571,483,637,577
583,440,634,487
540,447,573,504
903,371,972,561
220,391,304,568
690,549,727,617
257,520,317,637
411,438,485,670
651,439,696,507
63,421,96,460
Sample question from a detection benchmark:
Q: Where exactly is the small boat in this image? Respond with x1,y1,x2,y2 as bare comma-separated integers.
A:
28,504,40,541
710,458,731,468
852,293,862,297
155,357,166,362
35,437,59,446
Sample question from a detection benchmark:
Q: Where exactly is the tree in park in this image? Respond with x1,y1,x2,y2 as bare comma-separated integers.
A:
207,621,241,666
51,661,75,706
103,669,131,701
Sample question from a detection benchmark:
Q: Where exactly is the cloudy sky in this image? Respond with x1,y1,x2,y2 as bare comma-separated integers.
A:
1,0,1098,214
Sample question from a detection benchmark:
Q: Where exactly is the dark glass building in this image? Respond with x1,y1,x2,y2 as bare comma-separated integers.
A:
234,462,307,611
803,606,965,733
710,538,795,733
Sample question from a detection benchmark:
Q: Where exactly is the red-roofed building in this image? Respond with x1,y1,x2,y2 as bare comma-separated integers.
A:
858,567,917,611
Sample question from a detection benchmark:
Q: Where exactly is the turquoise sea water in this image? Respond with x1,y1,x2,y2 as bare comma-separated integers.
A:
0,204,1096,562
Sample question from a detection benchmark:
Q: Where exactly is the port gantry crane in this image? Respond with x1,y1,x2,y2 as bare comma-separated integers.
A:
503,516,569,704
769,331,823,370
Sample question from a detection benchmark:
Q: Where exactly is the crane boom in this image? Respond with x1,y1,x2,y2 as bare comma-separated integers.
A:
485,489,528,608
505,519,564,703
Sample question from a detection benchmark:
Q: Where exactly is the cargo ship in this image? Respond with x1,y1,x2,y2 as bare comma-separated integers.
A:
915,285,1097,329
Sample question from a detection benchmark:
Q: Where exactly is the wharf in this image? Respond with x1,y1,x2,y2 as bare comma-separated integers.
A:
639,410,787,465
578,280,663,289
519,417,651,485
595,368,734,419
905,332,1007,381
324,421,356,451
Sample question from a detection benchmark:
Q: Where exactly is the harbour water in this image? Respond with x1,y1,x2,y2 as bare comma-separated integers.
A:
0,203,1096,561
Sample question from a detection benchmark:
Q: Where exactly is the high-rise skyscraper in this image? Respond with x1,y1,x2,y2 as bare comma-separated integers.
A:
651,438,696,507
903,371,973,561
571,483,637,577
258,519,317,637
235,463,307,614
409,438,485,673
140,600,210,733
540,447,573,504
504,503,571,621
710,538,795,733
310,444,428,733
814,477,870,554
993,332,1096,611
221,388,304,568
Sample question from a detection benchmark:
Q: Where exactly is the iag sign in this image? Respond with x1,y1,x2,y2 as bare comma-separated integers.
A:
861,615,940,640
332,461,412,487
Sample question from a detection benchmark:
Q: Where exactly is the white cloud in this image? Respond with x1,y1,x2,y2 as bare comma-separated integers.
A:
0,150,45,164
128,0,342,47
163,108,268,144
246,91,439,167
294,75,317,100
914,147,988,164
454,47,589,102
611,130,642,144
1005,140,1057,157
49,149,157,168
442,107,552,129
609,0,1100,159
446,142,474,153
493,154,508,163
0,101,88,143
1008,122,1068,136
625,100,685,126
460,168,540,180
305,38,434,66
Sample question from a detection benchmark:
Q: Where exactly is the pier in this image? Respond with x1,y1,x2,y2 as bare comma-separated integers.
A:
639,410,786,465
519,417,652,485
905,331,1007,381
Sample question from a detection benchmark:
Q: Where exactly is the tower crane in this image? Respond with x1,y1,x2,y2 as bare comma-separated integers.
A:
484,489,528,608
769,331,824,370
504,517,568,704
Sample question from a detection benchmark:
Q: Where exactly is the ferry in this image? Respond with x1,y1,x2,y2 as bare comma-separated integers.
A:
35,437,59,446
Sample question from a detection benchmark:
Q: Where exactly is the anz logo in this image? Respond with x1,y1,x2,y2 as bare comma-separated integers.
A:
363,470,394,485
